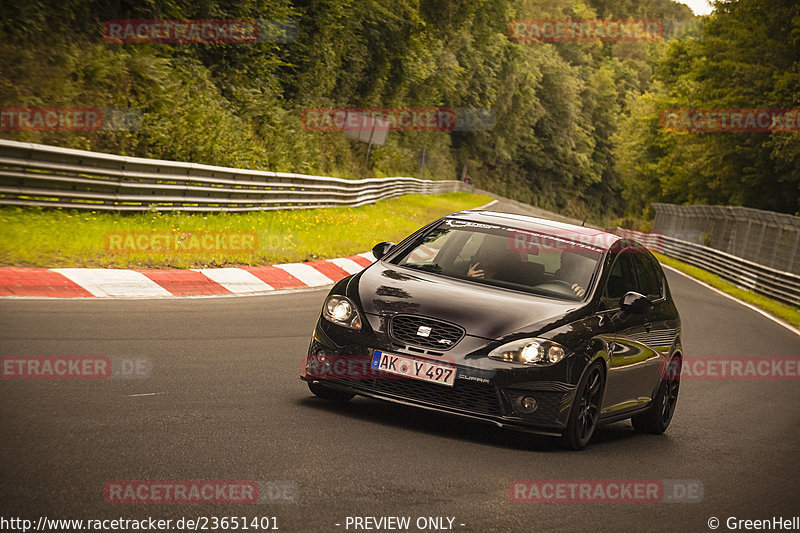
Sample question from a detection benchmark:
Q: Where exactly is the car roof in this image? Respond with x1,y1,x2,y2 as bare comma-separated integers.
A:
445,210,622,251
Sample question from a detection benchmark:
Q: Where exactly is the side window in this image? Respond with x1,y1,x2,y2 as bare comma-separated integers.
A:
604,249,637,308
632,251,663,299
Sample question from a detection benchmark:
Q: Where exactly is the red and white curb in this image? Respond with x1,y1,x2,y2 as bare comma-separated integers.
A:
0,253,376,298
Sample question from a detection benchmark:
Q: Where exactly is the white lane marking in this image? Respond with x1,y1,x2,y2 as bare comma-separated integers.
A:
51,268,172,297
127,392,164,397
328,257,366,275
661,264,800,337
475,199,498,209
195,268,273,293
274,263,333,287
358,251,377,262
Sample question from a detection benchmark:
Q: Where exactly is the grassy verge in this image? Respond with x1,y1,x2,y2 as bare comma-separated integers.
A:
654,252,800,330
0,193,490,269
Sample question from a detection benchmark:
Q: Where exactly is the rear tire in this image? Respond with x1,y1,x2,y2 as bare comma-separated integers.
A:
561,361,605,451
632,357,681,434
308,382,354,403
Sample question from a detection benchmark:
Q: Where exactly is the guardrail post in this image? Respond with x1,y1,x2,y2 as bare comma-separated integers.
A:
789,232,799,275
770,224,783,270
755,221,767,263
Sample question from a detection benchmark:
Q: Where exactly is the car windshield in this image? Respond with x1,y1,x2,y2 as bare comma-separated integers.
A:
390,219,603,301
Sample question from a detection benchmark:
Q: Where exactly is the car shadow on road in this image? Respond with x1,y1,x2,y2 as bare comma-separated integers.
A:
296,394,652,452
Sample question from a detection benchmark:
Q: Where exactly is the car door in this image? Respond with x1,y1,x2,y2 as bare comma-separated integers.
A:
598,244,661,415
628,245,679,394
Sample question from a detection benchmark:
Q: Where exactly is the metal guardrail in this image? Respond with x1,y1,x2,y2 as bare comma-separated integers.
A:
616,228,800,309
652,203,800,275
9,139,795,307
0,139,463,211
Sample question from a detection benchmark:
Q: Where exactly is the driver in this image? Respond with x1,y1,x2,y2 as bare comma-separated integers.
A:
467,236,518,281
554,251,592,297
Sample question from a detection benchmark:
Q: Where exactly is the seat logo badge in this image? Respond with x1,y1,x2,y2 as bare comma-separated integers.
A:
417,326,432,337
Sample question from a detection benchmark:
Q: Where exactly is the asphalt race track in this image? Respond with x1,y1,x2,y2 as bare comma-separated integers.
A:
2,204,799,533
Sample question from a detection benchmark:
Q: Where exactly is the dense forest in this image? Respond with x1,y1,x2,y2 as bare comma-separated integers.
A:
0,0,797,221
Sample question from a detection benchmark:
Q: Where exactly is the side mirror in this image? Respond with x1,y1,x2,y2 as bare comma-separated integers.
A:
619,291,652,314
371,241,396,260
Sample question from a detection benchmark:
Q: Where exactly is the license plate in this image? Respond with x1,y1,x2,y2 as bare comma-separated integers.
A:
371,350,455,387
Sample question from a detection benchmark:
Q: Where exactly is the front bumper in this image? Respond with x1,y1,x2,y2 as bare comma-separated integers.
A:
303,333,578,436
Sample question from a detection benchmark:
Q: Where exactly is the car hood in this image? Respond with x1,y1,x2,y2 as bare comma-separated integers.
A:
355,262,582,340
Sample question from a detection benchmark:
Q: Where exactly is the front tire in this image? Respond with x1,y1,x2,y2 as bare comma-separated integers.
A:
308,381,354,403
632,357,681,434
561,361,605,451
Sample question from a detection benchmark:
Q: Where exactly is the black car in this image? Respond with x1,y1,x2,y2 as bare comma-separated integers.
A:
302,211,682,449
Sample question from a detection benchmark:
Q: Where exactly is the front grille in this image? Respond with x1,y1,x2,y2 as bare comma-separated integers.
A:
337,377,502,417
389,314,465,351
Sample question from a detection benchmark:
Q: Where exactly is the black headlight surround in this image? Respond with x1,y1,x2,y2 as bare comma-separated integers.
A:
488,338,569,366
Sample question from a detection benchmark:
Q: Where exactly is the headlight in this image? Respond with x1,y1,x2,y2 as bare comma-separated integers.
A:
322,295,362,330
488,338,568,365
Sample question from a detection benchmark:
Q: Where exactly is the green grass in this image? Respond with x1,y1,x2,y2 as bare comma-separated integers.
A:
654,252,800,330
0,193,490,269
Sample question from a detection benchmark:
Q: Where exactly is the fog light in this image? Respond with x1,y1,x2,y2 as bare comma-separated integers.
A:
517,395,538,414
308,349,331,375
